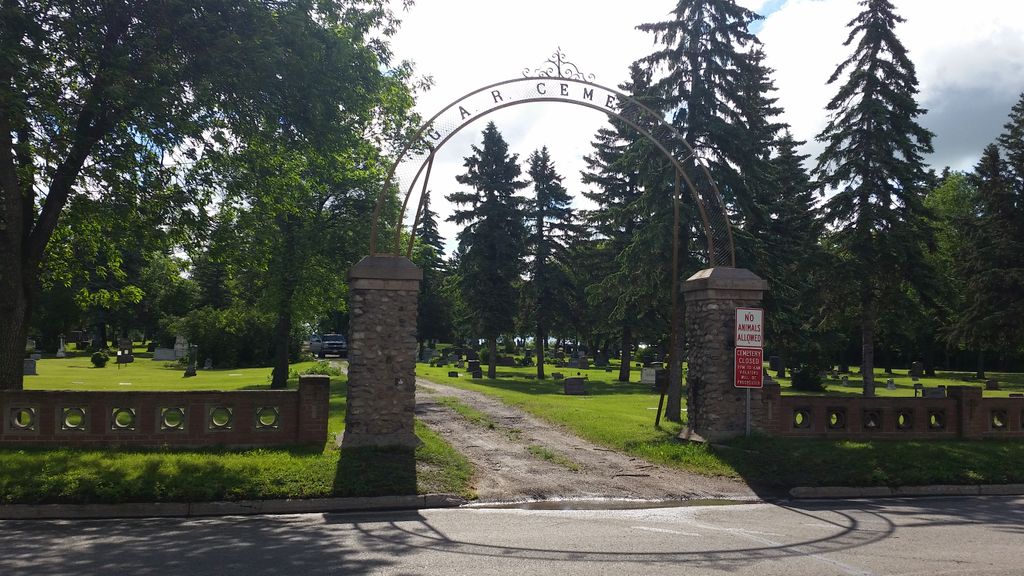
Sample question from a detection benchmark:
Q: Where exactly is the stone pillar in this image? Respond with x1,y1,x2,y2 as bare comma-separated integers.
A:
343,256,422,448
680,268,767,443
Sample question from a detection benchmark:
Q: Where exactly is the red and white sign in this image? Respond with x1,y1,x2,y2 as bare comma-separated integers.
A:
734,347,764,389
735,307,764,348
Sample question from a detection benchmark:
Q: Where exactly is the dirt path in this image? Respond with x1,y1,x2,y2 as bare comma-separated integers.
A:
415,378,757,503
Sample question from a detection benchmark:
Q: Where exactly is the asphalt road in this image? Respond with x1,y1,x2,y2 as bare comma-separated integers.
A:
2,496,1021,575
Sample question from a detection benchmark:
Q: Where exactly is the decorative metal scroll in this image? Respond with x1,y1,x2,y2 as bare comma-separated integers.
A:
522,47,596,82
370,71,737,269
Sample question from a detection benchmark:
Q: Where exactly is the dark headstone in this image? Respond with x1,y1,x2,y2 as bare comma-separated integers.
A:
563,377,587,395
653,369,669,393
448,371,459,378
768,356,781,372
467,359,481,373
910,361,923,378
552,372,564,380
986,379,1000,391
471,370,483,379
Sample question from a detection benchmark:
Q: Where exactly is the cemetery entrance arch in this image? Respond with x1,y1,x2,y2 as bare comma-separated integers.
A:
344,51,765,449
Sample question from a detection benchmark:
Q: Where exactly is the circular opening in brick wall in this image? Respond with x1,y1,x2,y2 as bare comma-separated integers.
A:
793,409,811,429
63,407,86,430
991,410,1007,431
827,409,846,430
161,407,185,430
210,406,233,430
256,407,280,429
896,410,914,430
111,408,136,430
863,410,881,431
11,408,36,431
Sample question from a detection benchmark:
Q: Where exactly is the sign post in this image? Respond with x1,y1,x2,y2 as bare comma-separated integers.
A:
735,308,764,436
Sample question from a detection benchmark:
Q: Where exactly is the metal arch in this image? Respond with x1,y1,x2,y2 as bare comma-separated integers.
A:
369,76,736,268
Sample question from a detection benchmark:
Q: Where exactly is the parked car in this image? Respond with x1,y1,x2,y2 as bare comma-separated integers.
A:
318,334,348,358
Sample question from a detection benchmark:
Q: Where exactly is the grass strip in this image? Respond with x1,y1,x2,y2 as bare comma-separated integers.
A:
434,396,497,429
526,444,581,472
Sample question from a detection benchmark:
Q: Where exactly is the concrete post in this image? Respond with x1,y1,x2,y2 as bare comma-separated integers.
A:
343,256,422,448
680,268,768,443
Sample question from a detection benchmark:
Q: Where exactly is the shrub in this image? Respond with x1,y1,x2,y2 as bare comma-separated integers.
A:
791,363,826,392
90,350,110,368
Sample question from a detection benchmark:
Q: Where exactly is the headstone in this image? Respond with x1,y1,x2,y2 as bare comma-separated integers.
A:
471,370,483,379
578,356,590,370
419,348,435,362
23,358,37,376
768,356,781,372
203,358,213,370
986,379,1000,391
653,368,669,393
563,377,587,395
25,339,36,352
56,335,66,358
909,361,923,378
153,348,177,361
552,372,564,380
886,378,896,390
641,367,658,385
173,335,189,359
594,352,608,367
568,357,580,368
467,359,480,373
29,353,41,361
841,375,849,386
448,371,459,378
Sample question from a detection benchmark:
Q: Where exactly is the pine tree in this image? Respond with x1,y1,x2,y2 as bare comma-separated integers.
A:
446,122,528,378
954,145,1024,360
581,65,663,384
813,0,934,397
415,194,452,346
762,133,823,376
637,0,766,216
525,147,575,380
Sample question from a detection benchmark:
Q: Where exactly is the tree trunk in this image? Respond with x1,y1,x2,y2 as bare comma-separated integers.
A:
535,328,545,380
0,280,31,391
618,324,632,382
665,298,685,423
270,215,298,390
776,353,786,379
860,296,876,397
975,349,985,380
487,337,497,379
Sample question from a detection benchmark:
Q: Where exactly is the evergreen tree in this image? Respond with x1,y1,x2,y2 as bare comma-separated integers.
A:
525,147,575,379
414,194,452,347
953,145,1024,362
1000,92,1024,197
637,0,766,217
446,122,528,378
813,0,934,397
761,133,823,377
581,65,662,384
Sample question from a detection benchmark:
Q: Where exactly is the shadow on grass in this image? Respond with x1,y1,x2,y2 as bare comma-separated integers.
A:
714,434,1024,489
334,446,417,497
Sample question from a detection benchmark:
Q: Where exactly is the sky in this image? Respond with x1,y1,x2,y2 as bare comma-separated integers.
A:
387,0,1024,252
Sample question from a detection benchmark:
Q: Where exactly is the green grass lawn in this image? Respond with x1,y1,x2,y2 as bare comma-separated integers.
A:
0,360,473,505
417,361,1024,488
774,367,1024,398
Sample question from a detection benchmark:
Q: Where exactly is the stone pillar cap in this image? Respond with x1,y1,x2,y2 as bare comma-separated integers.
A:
349,255,423,281
683,267,767,292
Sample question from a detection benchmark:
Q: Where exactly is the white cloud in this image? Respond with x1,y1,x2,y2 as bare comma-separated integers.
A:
388,0,1024,254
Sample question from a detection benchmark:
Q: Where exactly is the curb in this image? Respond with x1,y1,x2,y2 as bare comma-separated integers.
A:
789,484,1024,499
0,494,467,521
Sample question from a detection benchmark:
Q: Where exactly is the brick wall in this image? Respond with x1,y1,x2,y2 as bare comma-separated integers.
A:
759,382,1024,440
0,375,330,448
